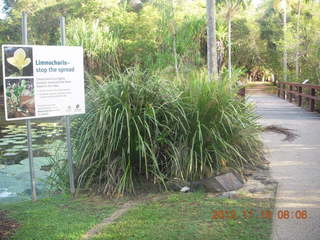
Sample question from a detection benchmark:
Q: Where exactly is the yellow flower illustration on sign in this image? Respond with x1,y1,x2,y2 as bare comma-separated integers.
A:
7,48,31,72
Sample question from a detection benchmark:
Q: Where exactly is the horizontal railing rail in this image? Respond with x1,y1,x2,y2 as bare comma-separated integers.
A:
278,82,320,112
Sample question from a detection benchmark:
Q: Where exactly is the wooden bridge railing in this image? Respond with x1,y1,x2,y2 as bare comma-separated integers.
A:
278,82,320,112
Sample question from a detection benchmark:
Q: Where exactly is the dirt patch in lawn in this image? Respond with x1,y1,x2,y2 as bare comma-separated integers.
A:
0,211,19,240
81,201,138,240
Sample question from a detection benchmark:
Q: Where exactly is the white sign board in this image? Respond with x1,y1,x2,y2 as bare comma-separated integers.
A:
2,45,85,121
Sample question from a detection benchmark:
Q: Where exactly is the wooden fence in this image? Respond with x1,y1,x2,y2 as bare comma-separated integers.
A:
278,82,320,112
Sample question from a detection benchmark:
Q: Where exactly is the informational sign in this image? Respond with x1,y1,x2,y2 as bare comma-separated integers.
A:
2,45,85,121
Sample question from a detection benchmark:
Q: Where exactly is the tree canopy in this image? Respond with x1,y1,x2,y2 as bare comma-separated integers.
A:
0,0,319,83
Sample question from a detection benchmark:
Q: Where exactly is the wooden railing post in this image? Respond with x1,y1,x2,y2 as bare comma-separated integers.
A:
283,84,288,99
289,85,293,102
298,86,302,107
310,88,315,112
277,82,319,112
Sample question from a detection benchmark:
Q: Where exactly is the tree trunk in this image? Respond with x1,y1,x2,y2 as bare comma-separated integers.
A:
283,0,288,82
228,10,232,79
206,0,219,81
295,0,301,81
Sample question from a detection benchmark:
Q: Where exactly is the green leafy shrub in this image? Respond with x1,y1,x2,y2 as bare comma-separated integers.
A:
72,69,264,196
67,18,120,75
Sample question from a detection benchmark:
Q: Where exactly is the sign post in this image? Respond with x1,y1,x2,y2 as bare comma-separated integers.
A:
22,12,37,201
1,15,85,200
60,16,75,194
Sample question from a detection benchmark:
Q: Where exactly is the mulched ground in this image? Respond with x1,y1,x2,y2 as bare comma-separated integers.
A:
0,211,19,240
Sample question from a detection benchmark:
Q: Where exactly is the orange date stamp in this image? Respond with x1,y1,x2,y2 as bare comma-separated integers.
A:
211,209,308,220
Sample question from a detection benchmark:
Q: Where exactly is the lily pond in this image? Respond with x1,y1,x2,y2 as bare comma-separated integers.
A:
0,112,66,202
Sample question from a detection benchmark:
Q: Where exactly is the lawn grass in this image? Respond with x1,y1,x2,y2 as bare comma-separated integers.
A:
0,192,273,240
0,194,118,240
92,192,273,240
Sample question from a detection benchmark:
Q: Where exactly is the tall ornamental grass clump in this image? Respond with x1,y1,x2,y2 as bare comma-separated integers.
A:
73,69,189,195
178,70,264,179
73,69,264,196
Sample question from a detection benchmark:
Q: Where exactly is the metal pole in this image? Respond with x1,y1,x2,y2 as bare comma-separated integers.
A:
22,12,37,201
60,16,75,194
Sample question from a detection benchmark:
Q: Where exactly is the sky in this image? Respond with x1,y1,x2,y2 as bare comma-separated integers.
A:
0,0,5,19
252,0,263,7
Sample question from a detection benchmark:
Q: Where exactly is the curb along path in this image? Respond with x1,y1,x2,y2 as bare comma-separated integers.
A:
250,89,320,240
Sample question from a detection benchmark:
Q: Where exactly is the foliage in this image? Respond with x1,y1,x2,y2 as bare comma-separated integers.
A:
72,69,263,196
67,18,120,75
1,0,320,83
258,0,320,83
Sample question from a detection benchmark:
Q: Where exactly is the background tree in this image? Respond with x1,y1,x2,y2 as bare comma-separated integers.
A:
207,0,219,81
218,0,248,78
1,0,319,83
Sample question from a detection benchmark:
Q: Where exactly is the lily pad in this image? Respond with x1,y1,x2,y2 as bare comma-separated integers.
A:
0,130,11,133
8,137,25,141
6,148,20,152
3,152,18,156
2,135,15,138
11,145,26,150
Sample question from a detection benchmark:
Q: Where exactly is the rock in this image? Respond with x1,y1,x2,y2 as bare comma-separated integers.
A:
248,187,265,193
219,191,238,199
180,186,190,193
191,172,244,193
129,0,143,10
253,175,267,181
262,179,277,185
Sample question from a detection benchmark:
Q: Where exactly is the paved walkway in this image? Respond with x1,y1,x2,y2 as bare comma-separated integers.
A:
249,90,320,240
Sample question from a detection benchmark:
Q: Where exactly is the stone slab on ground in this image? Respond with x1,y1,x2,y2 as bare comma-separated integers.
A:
193,172,244,192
